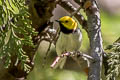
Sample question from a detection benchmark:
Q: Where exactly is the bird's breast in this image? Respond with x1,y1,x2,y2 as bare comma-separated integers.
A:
56,29,82,55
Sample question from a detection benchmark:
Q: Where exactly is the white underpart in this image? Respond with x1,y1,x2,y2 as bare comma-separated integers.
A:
56,29,82,68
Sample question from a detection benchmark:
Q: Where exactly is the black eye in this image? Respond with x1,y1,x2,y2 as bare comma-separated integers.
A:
65,20,68,23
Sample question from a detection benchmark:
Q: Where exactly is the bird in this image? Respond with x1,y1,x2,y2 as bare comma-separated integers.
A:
55,16,82,69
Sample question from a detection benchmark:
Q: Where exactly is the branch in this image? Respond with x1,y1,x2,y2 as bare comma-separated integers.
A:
59,1,103,79
51,51,94,69
73,0,103,80
42,24,60,67
58,2,103,79
70,6,81,17
58,0,87,30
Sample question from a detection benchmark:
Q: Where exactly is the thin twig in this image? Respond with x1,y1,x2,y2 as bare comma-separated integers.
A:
42,24,60,67
51,51,94,69
42,40,52,67
51,52,72,68
59,0,87,29
70,6,81,17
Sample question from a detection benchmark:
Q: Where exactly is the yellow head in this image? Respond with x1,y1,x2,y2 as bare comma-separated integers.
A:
59,16,77,30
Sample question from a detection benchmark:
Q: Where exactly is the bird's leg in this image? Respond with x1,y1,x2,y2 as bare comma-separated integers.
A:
71,51,82,67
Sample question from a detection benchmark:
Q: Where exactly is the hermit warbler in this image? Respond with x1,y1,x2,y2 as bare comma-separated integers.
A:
55,16,82,69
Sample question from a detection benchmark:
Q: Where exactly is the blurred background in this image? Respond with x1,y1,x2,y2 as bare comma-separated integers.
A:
27,0,120,80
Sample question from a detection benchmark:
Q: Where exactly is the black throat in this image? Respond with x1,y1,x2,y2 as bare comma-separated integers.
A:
59,23,74,34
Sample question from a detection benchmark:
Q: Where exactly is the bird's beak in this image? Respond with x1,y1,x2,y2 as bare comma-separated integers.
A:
55,20,60,22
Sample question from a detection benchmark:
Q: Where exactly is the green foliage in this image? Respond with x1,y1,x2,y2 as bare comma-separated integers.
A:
0,0,37,73
105,37,120,80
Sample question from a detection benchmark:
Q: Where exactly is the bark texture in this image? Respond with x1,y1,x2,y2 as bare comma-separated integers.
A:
86,1,103,80
83,0,103,80
1,0,103,80
60,0,103,80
